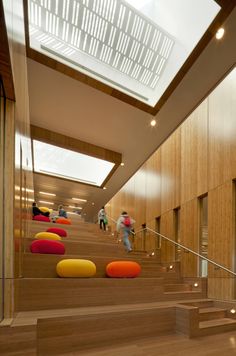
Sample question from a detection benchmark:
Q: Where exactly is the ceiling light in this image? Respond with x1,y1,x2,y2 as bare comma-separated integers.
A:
103,187,107,190
215,27,225,40
120,162,125,166
39,200,54,205
150,119,156,127
69,205,82,209
72,197,87,202
39,191,56,196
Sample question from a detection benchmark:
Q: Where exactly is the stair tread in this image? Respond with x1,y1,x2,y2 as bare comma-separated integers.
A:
199,318,236,328
199,307,227,314
12,298,212,327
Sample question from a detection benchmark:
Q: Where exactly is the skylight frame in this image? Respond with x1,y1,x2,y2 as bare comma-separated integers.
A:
33,139,116,188
26,0,222,107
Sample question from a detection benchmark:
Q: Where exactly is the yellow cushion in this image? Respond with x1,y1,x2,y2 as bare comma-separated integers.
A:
39,206,51,213
56,259,96,277
35,232,61,241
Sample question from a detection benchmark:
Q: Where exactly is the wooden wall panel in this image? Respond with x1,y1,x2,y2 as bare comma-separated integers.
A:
181,99,208,203
208,181,235,300
134,164,147,229
146,149,161,224
161,129,181,214
180,199,199,277
2,0,34,318
160,210,175,262
208,69,236,190
107,68,236,300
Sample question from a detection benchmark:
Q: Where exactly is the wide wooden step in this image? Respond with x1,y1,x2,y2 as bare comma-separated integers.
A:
21,253,169,278
199,307,227,321
15,277,207,312
198,318,236,336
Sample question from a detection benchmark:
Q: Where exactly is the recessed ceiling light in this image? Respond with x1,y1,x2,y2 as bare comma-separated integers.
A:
215,27,225,40
120,162,125,166
39,191,56,196
72,197,87,202
103,187,107,190
39,200,54,205
150,119,156,127
69,205,82,209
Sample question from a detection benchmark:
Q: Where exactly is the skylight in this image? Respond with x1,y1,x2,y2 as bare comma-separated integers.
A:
27,0,220,106
33,140,115,186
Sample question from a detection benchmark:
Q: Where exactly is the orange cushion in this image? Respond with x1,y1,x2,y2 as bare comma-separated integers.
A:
106,261,141,278
56,218,71,225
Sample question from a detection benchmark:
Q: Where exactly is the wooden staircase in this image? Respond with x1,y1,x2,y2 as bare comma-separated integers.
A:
1,216,236,355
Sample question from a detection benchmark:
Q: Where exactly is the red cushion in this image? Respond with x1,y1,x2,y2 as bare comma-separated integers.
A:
106,261,141,278
46,227,67,237
33,215,50,222
30,239,65,254
56,218,71,225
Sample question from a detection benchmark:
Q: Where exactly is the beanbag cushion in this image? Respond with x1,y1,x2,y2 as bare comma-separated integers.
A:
106,261,141,278
39,206,50,213
46,227,67,237
30,239,65,254
56,259,96,277
35,232,61,241
56,218,71,225
33,215,50,222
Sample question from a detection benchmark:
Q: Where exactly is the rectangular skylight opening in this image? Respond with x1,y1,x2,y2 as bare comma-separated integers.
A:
33,140,115,187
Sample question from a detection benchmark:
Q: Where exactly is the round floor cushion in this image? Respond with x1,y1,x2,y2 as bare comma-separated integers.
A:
46,227,67,237
56,259,96,277
56,218,71,225
39,206,51,213
30,239,65,254
35,232,61,241
106,261,141,278
33,215,50,222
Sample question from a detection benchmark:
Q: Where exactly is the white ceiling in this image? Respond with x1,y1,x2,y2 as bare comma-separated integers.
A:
27,7,236,221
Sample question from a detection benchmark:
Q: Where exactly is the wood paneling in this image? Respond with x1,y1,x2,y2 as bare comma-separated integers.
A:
146,149,161,223
161,130,181,213
208,181,235,300
134,165,147,229
107,67,236,300
180,199,199,277
208,69,236,190
181,99,208,203
0,0,15,100
160,210,175,263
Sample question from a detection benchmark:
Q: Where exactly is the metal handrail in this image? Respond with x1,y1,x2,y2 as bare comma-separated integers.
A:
145,227,236,277
106,215,236,277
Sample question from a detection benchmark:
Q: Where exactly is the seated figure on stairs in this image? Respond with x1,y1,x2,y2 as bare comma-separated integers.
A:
116,211,135,253
32,202,50,218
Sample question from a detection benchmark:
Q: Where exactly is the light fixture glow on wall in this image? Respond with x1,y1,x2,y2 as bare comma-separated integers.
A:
39,191,56,196
169,265,173,269
230,308,236,314
72,197,87,202
69,206,82,209
39,200,54,205
150,119,156,127
120,162,125,166
103,187,107,190
194,282,199,287
215,27,225,40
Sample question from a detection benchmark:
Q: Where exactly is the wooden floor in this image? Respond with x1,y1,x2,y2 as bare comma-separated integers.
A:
75,331,236,356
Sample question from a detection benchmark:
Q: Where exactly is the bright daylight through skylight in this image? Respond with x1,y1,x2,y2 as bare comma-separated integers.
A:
28,0,220,106
33,140,115,186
